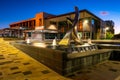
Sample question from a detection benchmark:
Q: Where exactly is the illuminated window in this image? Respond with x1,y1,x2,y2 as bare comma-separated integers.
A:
83,19,90,31
83,32,90,39
78,21,83,31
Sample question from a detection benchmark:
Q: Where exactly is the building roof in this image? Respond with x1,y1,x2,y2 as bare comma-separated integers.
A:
9,18,35,26
10,12,55,26
45,9,102,20
10,9,102,26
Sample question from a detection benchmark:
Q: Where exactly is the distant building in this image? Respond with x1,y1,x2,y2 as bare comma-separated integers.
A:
105,20,114,34
114,33,120,39
0,28,11,37
0,29,3,37
9,9,107,41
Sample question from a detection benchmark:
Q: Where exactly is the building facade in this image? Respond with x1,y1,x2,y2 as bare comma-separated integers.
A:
9,9,106,41
105,20,114,34
0,28,11,37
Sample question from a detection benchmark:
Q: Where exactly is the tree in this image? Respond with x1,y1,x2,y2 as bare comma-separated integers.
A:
106,32,114,39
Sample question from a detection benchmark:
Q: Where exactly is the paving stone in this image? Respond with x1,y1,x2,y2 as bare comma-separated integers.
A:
8,54,17,55
0,39,70,80
70,61,120,80
0,72,2,75
0,66,9,69
0,62,4,65
0,55,5,60
12,58,23,60
112,62,120,64
109,68,118,72
10,67,19,70
14,61,21,63
0,77,3,80
23,62,30,65
0,61,13,65
12,71,22,74
41,70,50,74
23,71,32,75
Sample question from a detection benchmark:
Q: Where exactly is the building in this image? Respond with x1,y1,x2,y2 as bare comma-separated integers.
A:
105,20,114,34
0,28,11,37
0,29,3,37
114,33,120,39
10,9,106,41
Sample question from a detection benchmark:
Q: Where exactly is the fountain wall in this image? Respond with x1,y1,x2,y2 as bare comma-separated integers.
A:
10,42,113,76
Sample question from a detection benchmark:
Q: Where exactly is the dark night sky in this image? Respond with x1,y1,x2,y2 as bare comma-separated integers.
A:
0,0,120,34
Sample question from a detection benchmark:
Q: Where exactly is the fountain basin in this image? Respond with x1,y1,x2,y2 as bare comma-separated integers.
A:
10,41,114,76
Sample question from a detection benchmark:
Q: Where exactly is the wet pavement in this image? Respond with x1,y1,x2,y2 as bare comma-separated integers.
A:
0,38,71,80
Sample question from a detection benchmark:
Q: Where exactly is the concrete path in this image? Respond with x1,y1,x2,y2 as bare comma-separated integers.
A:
0,38,71,80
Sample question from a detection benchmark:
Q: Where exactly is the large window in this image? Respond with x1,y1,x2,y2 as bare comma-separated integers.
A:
83,20,90,31
58,21,68,32
78,21,83,31
28,32,31,37
45,33,57,39
50,21,56,25
83,32,90,39
59,33,65,39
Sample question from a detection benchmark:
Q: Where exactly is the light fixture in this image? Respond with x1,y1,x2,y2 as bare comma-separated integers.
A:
84,20,88,24
105,27,109,30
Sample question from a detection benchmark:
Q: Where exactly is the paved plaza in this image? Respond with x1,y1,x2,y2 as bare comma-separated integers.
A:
0,38,120,80
0,38,71,80
69,60,120,80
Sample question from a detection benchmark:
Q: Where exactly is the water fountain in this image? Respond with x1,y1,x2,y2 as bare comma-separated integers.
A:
10,6,113,76
52,37,57,46
26,38,31,44
54,6,98,54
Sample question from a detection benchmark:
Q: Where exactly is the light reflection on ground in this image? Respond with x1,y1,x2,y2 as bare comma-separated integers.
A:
32,42,47,48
